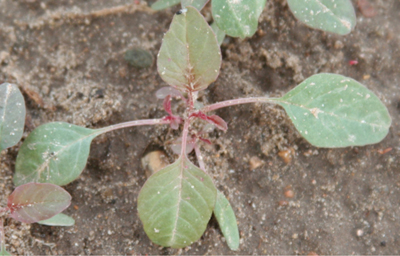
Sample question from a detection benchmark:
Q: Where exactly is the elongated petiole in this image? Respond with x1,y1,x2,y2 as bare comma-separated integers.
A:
180,90,196,157
0,219,5,252
201,97,277,113
180,117,191,157
194,143,206,171
98,118,170,134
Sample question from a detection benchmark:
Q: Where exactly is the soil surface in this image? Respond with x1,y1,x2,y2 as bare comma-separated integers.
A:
0,0,399,255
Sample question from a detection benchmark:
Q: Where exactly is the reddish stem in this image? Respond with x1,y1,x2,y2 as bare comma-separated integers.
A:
0,218,5,251
194,143,206,171
180,90,196,157
98,118,170,134
201,97,276,113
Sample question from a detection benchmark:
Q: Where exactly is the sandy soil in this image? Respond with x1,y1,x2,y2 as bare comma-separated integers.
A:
0,0,399,254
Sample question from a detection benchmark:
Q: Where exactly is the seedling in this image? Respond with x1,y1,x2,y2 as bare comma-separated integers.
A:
0,83,73,255
11,6,391,250
151,0,357,38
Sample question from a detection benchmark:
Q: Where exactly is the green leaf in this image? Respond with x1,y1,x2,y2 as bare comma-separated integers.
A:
287,0,356,35
214,190,240,251
211,0,266,38
14,122,100,186
0,220,10,256
138,156,217,248
0,83,25,151
157,6,221,92
274,73,391,148
38,213,75,226
8,183,71,224
211,22,226,46
0,248,10,256
181,0,209,10
151,0,180,10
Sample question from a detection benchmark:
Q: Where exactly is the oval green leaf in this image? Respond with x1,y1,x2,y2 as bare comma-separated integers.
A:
14,122,100,186
274,73,391,148
214,190,240,251
151,0,180,10
211,22,226,46
8,183,71,224
0,83,25,151
212,0,266,38
157,6,221,92
287,0,356,35
181,0,209,10
38,213,75,226
138,156,217,248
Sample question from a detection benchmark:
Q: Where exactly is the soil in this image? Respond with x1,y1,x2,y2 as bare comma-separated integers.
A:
0,0,399,255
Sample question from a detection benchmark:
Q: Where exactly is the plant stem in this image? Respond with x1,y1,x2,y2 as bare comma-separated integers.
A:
194,143,206,171
180,91,196,157
180,117,191,157
201,97,277,113
97,118,170,134
0,219,5,252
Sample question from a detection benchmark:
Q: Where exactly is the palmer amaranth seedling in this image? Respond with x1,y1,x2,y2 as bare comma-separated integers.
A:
11,4,391,250
3,0,392,252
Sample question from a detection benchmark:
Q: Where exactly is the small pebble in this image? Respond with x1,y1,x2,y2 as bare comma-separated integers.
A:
278,200,288,206
124,48,153,68
363,74,371,80
356,229,364,237
249,156,264,170
357,0,377,17
284,186,295,198
334,40,344,49
284,189,294,198
278,150,292,164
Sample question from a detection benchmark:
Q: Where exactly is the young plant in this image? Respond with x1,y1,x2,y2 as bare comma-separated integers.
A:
12,6,391,250
0,83,73,255
151,0,356,38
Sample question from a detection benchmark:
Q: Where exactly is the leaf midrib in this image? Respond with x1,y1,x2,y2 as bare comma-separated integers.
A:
314,0,350,28
26,126,99,183
277,99,388,128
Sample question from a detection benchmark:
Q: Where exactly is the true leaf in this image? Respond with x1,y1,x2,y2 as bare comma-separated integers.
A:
214,190,240,251
157,6,221,92
151,0,180,10
0,83,26,151
212,0,266,38
274,73,391,148
14,122,100,186
211,22,226,46
38,213,75,226
0,248,10,256
138,156,217,248
8,183,71,224
181,0,209,10
287,0,356,35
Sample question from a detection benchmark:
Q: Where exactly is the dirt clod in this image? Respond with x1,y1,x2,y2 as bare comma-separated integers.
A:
141,150,170,178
